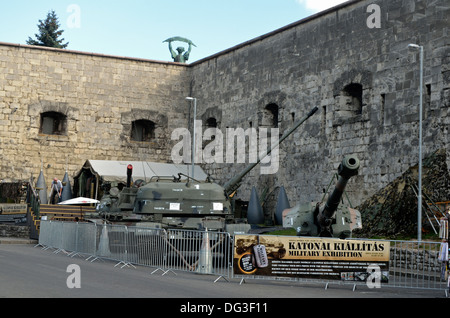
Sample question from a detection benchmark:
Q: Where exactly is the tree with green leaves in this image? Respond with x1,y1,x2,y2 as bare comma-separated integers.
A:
26,10,69,49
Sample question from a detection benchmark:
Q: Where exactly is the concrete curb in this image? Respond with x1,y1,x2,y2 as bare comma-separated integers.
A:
0,237,38,244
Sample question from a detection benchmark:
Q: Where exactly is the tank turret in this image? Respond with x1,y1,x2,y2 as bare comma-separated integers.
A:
130,107,319,231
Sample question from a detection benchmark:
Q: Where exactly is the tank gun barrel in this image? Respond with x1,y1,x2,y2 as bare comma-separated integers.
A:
223,106,318,196
317,155,360,237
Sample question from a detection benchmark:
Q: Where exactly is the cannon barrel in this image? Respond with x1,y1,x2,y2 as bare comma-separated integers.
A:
317,155,360,237
223,107,318,196
126,164,133,188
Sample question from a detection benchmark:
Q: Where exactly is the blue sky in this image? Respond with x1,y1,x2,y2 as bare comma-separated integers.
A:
0,0,347,62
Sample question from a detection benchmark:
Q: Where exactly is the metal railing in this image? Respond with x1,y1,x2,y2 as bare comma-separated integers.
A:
388,239,446,290
26,182,41,240
37,221,232,280
37,221,448,292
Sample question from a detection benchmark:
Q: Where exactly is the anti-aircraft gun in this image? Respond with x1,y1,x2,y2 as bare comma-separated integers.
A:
95,164,142,222
223,107,319,198
130,107,319,232
282,155,362,238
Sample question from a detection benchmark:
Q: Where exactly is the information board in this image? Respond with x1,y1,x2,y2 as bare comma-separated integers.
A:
233,235,390,284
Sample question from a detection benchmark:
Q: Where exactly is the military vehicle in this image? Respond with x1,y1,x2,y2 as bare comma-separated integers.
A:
282,155,362,238
96,107,319,233
94,106,362,239
95,164,141,223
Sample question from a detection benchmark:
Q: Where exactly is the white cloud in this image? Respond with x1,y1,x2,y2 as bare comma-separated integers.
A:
296,0,349,12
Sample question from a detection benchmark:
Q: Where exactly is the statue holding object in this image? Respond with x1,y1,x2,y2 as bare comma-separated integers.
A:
163,36,196,63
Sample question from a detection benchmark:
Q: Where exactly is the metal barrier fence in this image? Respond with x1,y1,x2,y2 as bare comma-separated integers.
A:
38,221,232,280
388,239,446,290
38,221,448,292
39,221,97,256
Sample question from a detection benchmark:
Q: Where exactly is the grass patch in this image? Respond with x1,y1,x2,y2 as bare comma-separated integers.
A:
265,228,297,236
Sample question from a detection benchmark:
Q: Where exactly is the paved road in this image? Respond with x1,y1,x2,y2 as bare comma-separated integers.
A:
0,244,446,310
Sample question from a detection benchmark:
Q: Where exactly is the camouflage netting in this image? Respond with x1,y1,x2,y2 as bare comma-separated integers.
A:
353,149,450,238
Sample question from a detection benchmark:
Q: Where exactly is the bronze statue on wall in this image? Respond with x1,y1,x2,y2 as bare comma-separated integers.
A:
163,36,196,63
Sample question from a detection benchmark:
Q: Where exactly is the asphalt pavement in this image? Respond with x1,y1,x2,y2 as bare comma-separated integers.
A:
0,243,446,313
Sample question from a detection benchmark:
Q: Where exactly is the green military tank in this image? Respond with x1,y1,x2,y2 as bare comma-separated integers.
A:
132,174,236,231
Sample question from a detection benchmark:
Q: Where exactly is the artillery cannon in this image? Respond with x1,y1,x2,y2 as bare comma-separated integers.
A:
282,155,362,239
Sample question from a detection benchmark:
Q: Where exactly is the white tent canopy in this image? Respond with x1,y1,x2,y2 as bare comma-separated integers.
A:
75,160,208,184
59,197,100,205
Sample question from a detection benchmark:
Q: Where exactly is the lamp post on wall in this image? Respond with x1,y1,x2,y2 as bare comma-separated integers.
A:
408,43,424,242
186,97,197,178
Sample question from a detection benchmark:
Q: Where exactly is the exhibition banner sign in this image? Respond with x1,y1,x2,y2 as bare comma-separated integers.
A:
233,235,390,284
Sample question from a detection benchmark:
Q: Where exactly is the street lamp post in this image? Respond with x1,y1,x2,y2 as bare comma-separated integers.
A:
408,43,424,242
186,97,197,178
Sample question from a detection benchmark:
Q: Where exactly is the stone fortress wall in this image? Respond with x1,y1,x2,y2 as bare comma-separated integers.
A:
190,0,450,208
0,0,449,211
0,43,191,184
